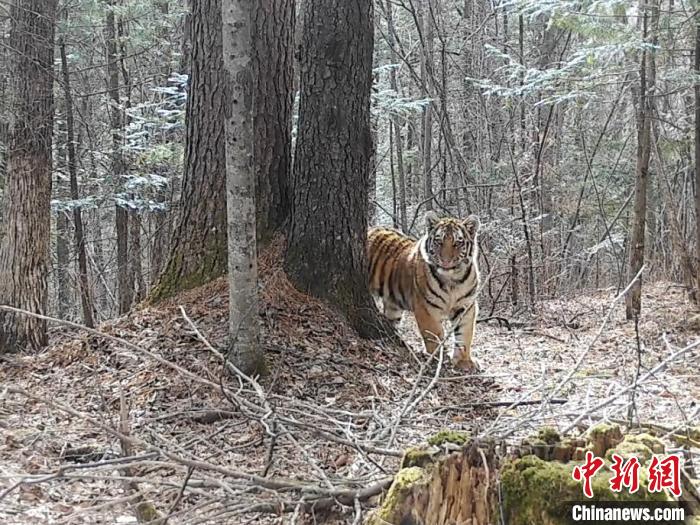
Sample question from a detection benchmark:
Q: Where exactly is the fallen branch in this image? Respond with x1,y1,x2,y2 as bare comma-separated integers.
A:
435,398,568,414
229,478,392,516
476,316,512,329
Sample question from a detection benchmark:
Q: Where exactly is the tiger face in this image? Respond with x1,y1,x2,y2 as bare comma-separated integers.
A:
423,211,480,270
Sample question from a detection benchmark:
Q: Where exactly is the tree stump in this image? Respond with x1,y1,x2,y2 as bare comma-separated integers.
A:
367,426,692,525
367,433,498,525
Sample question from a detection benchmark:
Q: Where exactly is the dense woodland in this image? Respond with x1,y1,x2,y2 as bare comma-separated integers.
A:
0,0,698,352
0,0,699,523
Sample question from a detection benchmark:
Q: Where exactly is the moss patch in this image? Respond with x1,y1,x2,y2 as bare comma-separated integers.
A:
588,423,623,456
603,433,664,463
401,446,436,469
626,433,665,454
605,440,653,463
148,243,227,304
427,430,469,447
537,426,561,445
500,455,668,525
373,466,427,524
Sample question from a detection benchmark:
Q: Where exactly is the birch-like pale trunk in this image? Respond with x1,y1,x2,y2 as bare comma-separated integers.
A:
222,0,263,375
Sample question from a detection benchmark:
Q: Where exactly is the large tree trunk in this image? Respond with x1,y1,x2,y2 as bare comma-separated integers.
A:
222,0,262,375
626,0,658,320
695,6,700,305
285,0,387,338
253,0,294,247
150,0,227,301
105,1,132,315
0,0,57,352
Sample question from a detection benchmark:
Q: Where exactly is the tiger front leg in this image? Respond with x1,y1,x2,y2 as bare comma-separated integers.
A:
414,302,445,356
452,302,480,371
383,300,404,327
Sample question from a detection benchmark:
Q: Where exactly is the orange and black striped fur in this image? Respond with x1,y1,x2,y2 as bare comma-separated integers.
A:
368,212,481,370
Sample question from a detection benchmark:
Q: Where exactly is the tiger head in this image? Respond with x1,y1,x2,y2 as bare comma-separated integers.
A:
421,211,480,270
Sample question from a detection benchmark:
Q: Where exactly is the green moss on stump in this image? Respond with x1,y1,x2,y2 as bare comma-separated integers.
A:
537,426,561,445
602,433,664,463
401,446,436,469
626,433,665,454
501,455,668,525
373,466,426,524
605,440,654,463
427,430,470,447
588,423,623,456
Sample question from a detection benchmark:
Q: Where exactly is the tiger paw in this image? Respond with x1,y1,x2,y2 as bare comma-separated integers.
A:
452,346,481,372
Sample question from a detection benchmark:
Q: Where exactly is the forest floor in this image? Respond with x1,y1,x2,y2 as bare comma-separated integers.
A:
1,241,699,524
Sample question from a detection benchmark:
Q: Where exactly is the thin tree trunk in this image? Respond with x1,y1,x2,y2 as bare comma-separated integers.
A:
131,213,145,302
180,0,192,72
86,136,111,315
222,0,262,375
389,120,398,227
420,0,435,209
105,0,132,314
60,40,95,328
385,0,407,230
56,210,71,316
150,0,172,284
0,0,57,352
117,12,144,305
369,119,378,223
626,0,658,319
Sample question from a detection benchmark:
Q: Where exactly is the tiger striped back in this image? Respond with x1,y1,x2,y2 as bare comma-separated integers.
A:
367,211,482,370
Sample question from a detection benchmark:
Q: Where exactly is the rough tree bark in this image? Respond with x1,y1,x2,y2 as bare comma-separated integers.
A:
695,4,700,305
253,0,294,247
60,41,95,328
285,0,389,338
626,0,658,320
222,0,262,375
0,0,57,352
150,0,228,301
105,0,132,315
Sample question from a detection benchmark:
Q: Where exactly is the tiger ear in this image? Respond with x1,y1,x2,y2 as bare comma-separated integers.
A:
425,211,439,231
463,214,480,238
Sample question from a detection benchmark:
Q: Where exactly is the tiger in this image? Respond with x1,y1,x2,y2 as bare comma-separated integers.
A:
367,211,481,370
